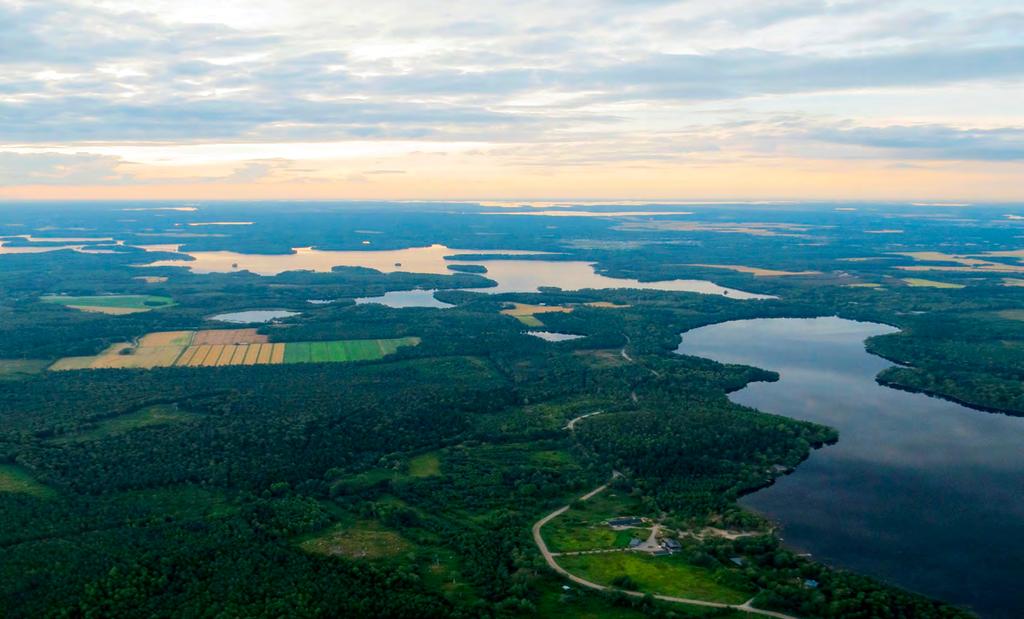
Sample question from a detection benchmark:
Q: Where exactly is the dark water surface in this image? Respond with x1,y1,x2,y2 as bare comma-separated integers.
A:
677,317,1024,618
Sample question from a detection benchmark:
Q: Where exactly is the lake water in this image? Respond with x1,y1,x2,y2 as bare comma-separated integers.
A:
142,244,771,299
677,317,1024,618
355,289,454,309
209,310,300,323
526,331,585,342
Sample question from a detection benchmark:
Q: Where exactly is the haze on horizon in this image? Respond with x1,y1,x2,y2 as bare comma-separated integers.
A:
1,0,1022,202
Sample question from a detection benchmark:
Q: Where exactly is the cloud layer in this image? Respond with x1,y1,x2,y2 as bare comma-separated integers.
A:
1,0,1022,199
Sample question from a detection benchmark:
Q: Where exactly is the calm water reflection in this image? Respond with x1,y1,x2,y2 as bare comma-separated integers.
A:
677,317,1024,619
355,289,454,309
209,310,300,323
143,244,771,299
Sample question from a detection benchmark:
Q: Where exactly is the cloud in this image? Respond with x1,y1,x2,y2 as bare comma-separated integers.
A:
0,152,130,185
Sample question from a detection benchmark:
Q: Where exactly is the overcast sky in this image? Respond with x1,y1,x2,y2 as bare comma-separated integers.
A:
2,0,1022,201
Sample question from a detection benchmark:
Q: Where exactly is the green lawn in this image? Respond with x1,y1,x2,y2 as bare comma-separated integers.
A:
558,553,752,604
409,452,441,477
41,294,174,308
0,465,55,498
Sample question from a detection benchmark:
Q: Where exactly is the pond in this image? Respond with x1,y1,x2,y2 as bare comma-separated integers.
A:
209,310,300,324
142,244,771,299
677,317,1024,619
355,290,454,309
526,331,585,342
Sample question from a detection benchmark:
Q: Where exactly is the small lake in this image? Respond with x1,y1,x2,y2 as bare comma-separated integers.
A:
526,331,585,342
209,310,300,323
677,317,1024,618
142,244,770,299
355,290,454,309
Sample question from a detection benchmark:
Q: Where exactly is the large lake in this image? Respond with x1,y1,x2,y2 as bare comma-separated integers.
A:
142,244,771,299
677,317,1024,619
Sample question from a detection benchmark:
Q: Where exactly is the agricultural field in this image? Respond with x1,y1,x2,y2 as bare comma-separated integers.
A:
501,302,573,326
500,301,626,326
902,278,966,289
40,294,175,314
0,464,54,497
49,330,420,370
557,553,753,604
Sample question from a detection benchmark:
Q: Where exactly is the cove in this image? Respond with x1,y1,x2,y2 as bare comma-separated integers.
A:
677,316,1024,619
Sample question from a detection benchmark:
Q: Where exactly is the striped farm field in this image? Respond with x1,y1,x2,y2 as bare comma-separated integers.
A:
50,330,420,371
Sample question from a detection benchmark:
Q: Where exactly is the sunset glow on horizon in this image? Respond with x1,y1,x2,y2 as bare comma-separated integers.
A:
2,0,1022,202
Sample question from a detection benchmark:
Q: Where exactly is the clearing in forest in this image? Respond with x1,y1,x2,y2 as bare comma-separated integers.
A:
300,522,411,560
557,553,752,604
902,278,965,289
0,464,54,497
41,294,175,314
501,303,574,326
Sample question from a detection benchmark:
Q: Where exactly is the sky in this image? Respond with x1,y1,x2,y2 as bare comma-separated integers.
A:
1,0,1023,202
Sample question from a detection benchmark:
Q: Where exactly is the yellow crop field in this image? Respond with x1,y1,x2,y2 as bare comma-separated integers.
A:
49,356,95,371
243,345,261,365
201,345,226,367
193,328,267,345
188,345,213,366
271,343,285,363
257,344,273,364
140,331,194,347
229,345,249,364
175,346,200,366
902,278,965,289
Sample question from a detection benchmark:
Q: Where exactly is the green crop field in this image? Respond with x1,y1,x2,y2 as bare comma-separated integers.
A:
282,338,419,364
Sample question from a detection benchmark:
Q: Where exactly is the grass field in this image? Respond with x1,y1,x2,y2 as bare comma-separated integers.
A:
52,331,420,371
0,464,55,497
41,294,175,314
501,303,573,326
544,489,648,553
902,278,966,289
409,452,441,477
300,521,411,560
0,359,49,380
58,404,199,442
557,553,752,604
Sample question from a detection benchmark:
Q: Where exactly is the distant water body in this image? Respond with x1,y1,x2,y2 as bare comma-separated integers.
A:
678,317,1024,618
143,244,772,299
